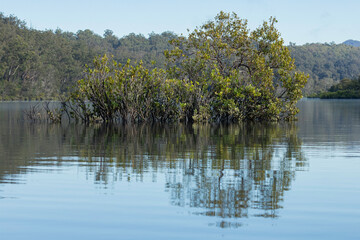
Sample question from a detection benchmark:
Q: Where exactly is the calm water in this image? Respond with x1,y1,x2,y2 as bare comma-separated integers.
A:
0,99,359,240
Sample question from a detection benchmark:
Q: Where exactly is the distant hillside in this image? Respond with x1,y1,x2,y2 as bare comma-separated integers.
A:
343,39,360,47
289,43,360,95
0,13,175,100
1,12,360,99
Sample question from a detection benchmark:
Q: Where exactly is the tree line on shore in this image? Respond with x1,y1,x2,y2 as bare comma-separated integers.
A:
0,12,176,100
23,12,307,123
1,12,360,101
312,77,360,99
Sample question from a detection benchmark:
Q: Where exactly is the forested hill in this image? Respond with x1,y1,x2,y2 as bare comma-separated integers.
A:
1,13,360,99
0,13,175,100
289,43,360,95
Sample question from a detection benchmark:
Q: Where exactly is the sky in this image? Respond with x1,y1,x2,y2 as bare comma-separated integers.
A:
0,0,359,45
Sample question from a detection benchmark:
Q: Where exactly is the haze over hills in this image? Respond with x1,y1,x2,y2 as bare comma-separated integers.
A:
0,12,360,99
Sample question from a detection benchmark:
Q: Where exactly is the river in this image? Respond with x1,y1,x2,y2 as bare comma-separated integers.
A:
0,99,359,239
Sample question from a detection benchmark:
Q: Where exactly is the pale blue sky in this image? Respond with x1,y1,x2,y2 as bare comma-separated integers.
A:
0,0,358,45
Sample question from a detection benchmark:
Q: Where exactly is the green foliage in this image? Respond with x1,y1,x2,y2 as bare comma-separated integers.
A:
2,12,308,122
289,43,360,95
315,77,360,99
71,12,307,123
165,12,307,122
71,55,181,123
2,12,359,100
0,13,176,100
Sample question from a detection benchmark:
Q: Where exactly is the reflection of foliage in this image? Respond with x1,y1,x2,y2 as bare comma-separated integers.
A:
0,119,306,226
69,123,306,223
163,124,306,221
297,99,360,144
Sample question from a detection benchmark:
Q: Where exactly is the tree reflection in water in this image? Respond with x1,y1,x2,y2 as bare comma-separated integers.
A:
71,123,307,226
0,122,307,227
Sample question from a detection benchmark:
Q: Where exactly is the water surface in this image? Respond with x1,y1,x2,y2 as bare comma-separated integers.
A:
0,99,359,239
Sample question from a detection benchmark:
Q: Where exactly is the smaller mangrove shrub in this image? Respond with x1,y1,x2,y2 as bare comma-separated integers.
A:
23,103,42,122
70,55,181,123
23,101,69,123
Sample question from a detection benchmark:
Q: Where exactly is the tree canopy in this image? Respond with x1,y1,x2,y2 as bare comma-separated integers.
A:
165,12,307,121
70,12,307,123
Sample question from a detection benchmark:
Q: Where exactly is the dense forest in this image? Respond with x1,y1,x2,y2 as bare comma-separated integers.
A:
1,13,360,100
314,77,360,99
0,13,175,100
289,43,360,95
